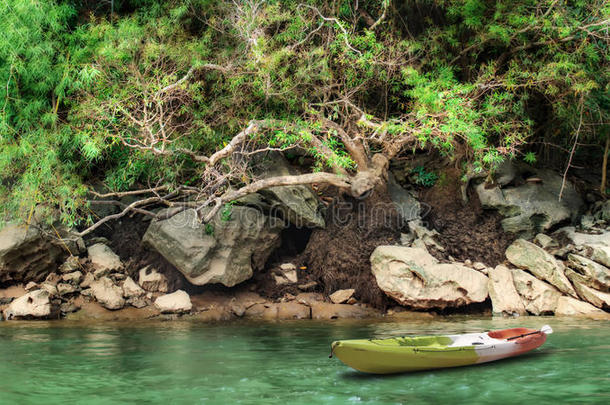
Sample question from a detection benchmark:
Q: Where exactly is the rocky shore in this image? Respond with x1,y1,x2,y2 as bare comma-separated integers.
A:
1,161,609,322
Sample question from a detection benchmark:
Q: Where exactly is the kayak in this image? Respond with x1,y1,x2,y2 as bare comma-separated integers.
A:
330,325,552,374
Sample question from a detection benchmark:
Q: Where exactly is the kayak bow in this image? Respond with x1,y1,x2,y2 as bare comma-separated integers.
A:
330,325,553,374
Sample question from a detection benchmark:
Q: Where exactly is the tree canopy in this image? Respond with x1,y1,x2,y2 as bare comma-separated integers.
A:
1,0,608,230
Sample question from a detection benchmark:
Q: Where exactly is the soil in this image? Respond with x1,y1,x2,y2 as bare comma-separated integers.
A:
299,187,401,309
87,215,191,293
417,168,516,266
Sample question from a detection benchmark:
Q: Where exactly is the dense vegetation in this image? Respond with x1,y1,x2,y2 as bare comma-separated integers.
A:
1,0,608,228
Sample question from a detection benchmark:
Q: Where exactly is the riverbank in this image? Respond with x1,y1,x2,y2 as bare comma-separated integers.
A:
1,161,610,322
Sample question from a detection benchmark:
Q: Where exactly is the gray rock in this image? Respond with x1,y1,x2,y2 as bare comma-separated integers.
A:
506,239,576,297
534,233,558,249
488,265,526,315
555,296,606,317
370,246,489,310
138,267,169,293
568,277,610,309
57,283,77,296
554,227,610,247
0,224,63,283
122,276,145,298
566,254,610,292
88,244,123,273
154,290,192,313
329,289,355,304
61,271,83,285
90,277,125,310
25,281,38,291
408,220,444,251
476,166,583,236
588,244,610,268
255,155,325,228
388,173,420,223
143,207,282,287
80,272,95,289
40,283,58,297
511,269,561,315
592,200,610,222
3,290,54,320
59,256,81,273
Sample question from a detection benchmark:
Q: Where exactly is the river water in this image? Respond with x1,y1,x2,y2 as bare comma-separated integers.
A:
0,316,608,404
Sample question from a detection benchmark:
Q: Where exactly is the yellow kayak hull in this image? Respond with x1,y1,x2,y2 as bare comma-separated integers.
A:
331,327,549,374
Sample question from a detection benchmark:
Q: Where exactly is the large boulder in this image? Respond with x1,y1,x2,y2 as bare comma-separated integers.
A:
511,269,561,315
566,254,610,292
589,245,610,267
476,166,582,236
488,265,526,315
90,277,125,310
555,296,607,317
554,226,610,247
0,224,63,283
506,239,576,297
567,276,610,309
3,290,55,320
143,207,282,287
255,155,325,228
370,246,489,310
154,290,192,314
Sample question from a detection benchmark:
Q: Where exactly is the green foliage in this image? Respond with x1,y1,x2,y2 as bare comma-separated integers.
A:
220,202,234,222
1,0,608,226
410,166,438,187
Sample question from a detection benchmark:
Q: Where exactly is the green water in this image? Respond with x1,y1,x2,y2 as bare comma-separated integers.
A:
0,317,608,404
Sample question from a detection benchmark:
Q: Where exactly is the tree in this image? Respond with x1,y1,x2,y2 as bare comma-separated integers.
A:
1,0,609,231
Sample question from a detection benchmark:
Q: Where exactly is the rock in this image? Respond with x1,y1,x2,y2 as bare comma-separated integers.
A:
370,246,489,309
589,245,610,268
297,281,318,291
25,281,38,291
534,233,558,249
0,224,63,283
567,254,610,292
40,283,58,297
255,154,325,228
400,232,415,246
154,290,192,313
329,289,355,304
388,173,420,223
60,300,80,314
59,256,81,273
62,271,83,285
127,297,149,309
44,273,61,286
592,200,610,222
568,278,610,309
80,272,95,289
310,302,379,319
138,267,169,293
56,283,77,296
488,265,526,315
555,296,606,316
506,239,576,297
408,220,444,251
476,166,583,236
3,290,54,320
511,269,561,315
473,262,487,271
295,292,324,306
245,302,311,320
555,227,610,247
143,207,282,287
87,244,122,274
90,277,125,310
122,276,145,298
